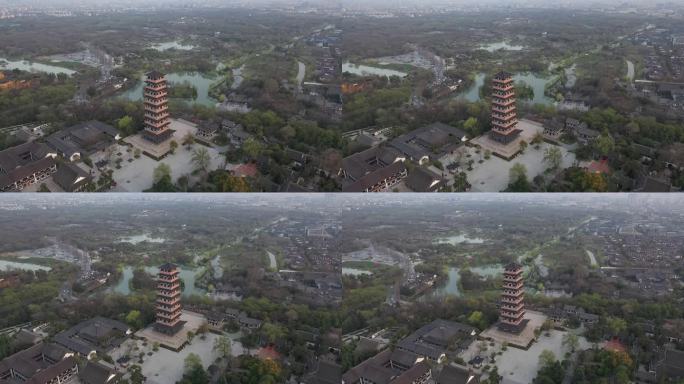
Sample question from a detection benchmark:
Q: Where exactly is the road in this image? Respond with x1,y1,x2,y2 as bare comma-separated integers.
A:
231,65,245,90
266,250,278,270
626,60,635,82
600,266,671,271
296,61,306,94
561,351,581,384
585,249,598,267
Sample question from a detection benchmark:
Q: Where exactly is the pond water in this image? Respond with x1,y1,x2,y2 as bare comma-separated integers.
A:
434,234,485,245
430,267,462,297
111,265,205,296
0,259,52,272
119,72,218,106
480,41,525,52
514,73,557,105
460,73,486,102
342,267,373,276
150,41,195,51
0,57,76,76
457,72,556,105
117,233,166,245
427,253,551,299
342,62,408,78
430,263,532,298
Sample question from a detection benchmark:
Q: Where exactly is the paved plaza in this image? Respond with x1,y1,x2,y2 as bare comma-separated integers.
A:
495,329,592,384
111,121,225,191
112,326,246,384
480,310,547,349
470,119,545,160
134,310,208,351
124,119,199,160
463,141,575,192
437,119,575,192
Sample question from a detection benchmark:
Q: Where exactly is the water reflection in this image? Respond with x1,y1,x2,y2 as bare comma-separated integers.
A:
0,57,76,76
111,265,206,296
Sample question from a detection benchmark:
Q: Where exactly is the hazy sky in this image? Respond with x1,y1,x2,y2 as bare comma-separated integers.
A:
3,0,648,6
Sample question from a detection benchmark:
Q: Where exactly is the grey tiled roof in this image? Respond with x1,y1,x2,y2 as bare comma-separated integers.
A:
341,146,403,181
46,121,118,158
406,166,442,192
53,317,130,356
0,142,55,190
397,319,476,360
436,364,479,384
53,163,91,192
389,123,466,161
0,343,72,383
342,161,406,192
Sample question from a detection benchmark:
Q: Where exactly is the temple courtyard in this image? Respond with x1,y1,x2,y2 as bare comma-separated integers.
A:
495,329,592,384
123,118,197,160
111,331,246,384
109,311,247,384
459,318,593,384
469,119,545,160
110,119,225,191
462,140,575,192
480,310,548,349
134,310,206,351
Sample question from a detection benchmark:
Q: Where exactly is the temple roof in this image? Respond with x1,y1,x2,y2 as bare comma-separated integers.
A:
146,70,166,79
436,364,478,384
159,262,178,271
0,142,56,190
504,262,523,271
494,71,513,80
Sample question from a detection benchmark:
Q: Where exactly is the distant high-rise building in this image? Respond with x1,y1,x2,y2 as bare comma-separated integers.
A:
499,262,527,333
143,71,173,144
155,263,183,335
490,72,522,144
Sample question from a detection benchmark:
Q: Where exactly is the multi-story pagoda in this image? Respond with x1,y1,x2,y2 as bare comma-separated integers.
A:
155,263,183,335
490,72,522,144
498,262,528,334
143,71,173,144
